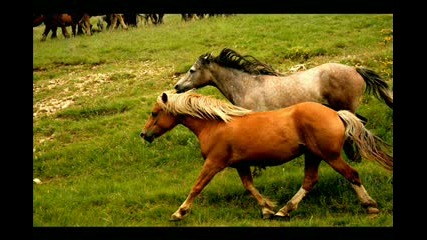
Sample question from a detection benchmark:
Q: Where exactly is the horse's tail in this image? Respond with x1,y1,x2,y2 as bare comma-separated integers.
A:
356,67,393,109
337,110,393,171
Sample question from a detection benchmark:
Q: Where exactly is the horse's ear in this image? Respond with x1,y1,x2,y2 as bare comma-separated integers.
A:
162,92,168,103
202,53,210,61
200,53,212,64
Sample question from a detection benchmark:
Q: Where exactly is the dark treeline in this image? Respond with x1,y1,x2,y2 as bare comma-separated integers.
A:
32,0,395,16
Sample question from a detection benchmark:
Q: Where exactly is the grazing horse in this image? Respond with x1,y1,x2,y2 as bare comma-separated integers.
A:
174,48,393,169
39,13,92,41
39,13,74,41
140,91,393,221
77,13,92,36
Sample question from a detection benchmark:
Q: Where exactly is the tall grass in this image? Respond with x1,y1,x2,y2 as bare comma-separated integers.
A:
33,14,393,227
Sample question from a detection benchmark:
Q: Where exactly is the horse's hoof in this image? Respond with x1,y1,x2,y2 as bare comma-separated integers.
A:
273,210,291,221
272,214,291,221
169,216,182,221
261,208,276,219
169,214,183,221
367,207,380,215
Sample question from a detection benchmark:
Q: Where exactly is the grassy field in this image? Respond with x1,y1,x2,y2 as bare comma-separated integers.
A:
33,14,393,227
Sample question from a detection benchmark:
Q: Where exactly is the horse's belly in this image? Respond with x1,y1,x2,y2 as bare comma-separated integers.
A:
229,147,302,167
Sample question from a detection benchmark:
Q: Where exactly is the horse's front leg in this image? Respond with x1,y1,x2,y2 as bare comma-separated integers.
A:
41,25,51,41
236,166,276,219
170,159,225,221
72,24,78,37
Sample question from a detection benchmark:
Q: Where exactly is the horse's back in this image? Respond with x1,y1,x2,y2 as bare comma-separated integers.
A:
290,102,341,124
230,102,341,141
44,13,73,27
59,14,73,26
256,63,363,111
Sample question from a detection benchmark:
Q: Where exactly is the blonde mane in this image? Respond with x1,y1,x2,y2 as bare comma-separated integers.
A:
157,90,253,122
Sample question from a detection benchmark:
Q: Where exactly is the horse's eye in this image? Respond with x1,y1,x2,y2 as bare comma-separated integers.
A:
189,69,196,74
151,112,158,117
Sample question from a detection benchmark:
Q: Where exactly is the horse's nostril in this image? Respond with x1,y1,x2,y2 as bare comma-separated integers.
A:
140,132,145,138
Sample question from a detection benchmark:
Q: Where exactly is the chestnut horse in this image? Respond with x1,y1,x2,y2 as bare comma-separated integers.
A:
174,48,393,176
140,91,393,221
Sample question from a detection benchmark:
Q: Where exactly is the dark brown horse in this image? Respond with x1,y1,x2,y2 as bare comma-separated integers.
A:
140,91,393,221
38,13,92,41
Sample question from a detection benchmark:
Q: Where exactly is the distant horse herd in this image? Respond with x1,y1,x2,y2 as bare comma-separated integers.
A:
33,13,233,41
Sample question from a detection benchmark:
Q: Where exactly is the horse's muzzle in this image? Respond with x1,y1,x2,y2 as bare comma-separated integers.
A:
174,84,185,93
140,131,155,143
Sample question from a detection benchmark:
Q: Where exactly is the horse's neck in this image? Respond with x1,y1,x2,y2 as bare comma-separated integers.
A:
180,116,220,139
210,65,256,105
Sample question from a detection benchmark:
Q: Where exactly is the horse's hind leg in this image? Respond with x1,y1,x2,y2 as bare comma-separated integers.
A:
274,153,321,219
236,166,276,219
343,139,362,162
325,156,379,214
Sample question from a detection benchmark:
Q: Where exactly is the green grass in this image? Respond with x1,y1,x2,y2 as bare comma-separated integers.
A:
33,14,393,227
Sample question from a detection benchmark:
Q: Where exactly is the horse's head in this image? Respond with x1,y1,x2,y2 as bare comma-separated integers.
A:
33,14,45,27
140,93,179,143
174,53,214,93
